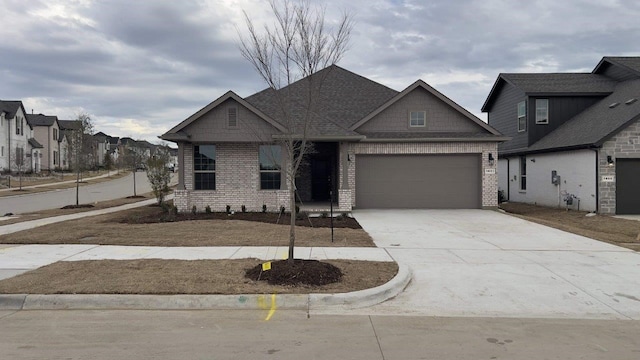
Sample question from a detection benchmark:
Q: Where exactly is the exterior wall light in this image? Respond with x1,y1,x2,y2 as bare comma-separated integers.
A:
488,153,495,165
607,155,614,166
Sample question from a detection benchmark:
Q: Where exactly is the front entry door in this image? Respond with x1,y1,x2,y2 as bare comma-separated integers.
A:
311,157,331,201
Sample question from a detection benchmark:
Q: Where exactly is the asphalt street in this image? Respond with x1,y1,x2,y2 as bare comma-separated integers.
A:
0,172,154,214
1,310,639,360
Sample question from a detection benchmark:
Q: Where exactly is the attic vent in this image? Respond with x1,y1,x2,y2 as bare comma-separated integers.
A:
625,98,638,105
609,102,620,109
228,108,237,127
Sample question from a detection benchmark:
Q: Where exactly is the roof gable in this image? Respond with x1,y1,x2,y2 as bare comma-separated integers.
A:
26,113,58,127
0,100,26,119
354,80,501,135
161,91,286,141
593,56,640,78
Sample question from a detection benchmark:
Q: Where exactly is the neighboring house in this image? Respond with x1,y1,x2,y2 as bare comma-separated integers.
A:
26,113,61,172
58,119,82,171
482,56,640,215
0,100,41,173
93,132,111,167
161,65,506,213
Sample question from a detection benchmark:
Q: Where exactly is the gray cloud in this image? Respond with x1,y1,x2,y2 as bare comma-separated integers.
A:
1,0,639,141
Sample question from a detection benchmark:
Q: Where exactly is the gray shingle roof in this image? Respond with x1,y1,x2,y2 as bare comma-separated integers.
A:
26,113,57,126
0,100,23,119
245,65,399,136
595,57,640,76
58,120,82,130
528,79,640,152
500,73,616,94
28,138,43,148
363,132,504,140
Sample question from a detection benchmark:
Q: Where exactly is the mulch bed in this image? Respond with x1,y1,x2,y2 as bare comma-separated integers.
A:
61,204,95,209
117,207,362,229
245,259,343,286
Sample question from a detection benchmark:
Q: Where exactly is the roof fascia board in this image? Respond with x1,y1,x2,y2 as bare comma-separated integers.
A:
361,136,510,143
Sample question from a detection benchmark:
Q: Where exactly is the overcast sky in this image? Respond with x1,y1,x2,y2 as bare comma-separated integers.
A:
1,0,639,144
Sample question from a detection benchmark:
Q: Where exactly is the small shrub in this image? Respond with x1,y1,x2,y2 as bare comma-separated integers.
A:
296,211,308,220
498,190,506,203
241,205,247,213
191,205,197,215
205,205,212,214
280,206,285,214
226,205,231,214
172,205,178,216
295,205,300,214
320,212,328,218
337,212,350,221
262,204,267,213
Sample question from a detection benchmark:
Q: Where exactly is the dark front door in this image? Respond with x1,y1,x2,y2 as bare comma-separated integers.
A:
616,158,640,214
311,157,332,201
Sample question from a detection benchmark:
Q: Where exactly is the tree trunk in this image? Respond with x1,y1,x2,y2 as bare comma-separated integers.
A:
288,168,295,264
133,169,137,196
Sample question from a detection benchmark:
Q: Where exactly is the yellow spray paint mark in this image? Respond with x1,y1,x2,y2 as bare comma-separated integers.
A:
264,293,277,321
262,261,272,271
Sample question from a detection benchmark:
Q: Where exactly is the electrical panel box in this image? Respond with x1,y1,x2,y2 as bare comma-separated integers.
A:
551,170,560,185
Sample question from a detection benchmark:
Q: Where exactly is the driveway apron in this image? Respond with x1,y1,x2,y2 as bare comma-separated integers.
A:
327,209,640,320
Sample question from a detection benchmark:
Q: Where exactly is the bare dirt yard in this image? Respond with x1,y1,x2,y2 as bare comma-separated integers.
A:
500,202,640,251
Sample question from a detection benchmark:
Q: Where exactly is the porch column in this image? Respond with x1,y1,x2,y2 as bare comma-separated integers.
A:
340,142,349,189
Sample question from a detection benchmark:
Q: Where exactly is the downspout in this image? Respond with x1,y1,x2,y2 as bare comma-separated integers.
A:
506,157,510,201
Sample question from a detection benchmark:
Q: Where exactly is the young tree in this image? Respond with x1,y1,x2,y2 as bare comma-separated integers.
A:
103,152,113,174
239,0,353,262
10,146,29,190
146,146,172,206
68,113,94,206
122,141,147,197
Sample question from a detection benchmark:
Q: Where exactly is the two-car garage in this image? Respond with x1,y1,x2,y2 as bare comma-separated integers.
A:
355,154,482,209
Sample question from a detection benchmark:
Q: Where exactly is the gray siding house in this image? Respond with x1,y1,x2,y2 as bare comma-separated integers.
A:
483,56,640,214
161,66,506,213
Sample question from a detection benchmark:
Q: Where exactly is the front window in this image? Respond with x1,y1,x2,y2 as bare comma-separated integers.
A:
535,99,549,124
53,128,58,140
259,145,281,190
517,101,526,132
409,111,426,127
194,145,216,190
519,156,527,191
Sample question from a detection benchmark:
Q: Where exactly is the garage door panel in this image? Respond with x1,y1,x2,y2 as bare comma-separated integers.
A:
355,154,481,209
616,159,640,214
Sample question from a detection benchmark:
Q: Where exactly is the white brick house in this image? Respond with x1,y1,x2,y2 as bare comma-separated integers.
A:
162,66,506,213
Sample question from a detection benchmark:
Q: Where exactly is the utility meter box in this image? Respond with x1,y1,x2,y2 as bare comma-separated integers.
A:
551,170,560,185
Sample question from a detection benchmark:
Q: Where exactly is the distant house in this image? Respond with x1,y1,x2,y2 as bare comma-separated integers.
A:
161,65,506,213
58,119,82,171
26,113,61,172
482,56,640,214
0,100,42,173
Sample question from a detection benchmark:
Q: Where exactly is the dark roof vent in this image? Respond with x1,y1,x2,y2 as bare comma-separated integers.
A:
625,98,638,105
609,102,620,108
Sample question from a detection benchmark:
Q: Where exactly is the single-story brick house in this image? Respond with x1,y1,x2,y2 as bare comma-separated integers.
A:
161,66,507,213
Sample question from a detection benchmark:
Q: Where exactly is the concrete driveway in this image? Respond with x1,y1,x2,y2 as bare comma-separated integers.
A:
320,209,640,320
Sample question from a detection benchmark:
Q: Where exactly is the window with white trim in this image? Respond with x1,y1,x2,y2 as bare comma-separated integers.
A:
259,145,281,190
194,145,216,190
519,156,527,191
535,99,549,124
409,111,426,127
517,101,526,132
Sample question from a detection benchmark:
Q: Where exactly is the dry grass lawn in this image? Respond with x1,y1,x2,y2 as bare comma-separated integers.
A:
0,204,375,247
500,202,640,251
0,259,398,295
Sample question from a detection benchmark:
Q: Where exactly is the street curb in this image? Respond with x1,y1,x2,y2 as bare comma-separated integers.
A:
0,264,411,311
